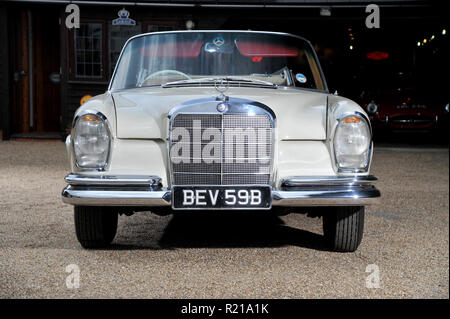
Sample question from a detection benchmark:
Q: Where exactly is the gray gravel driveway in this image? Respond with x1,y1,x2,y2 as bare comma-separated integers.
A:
0,141,448,298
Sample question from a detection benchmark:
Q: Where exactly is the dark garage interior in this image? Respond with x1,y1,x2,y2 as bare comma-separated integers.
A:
0,0,448,144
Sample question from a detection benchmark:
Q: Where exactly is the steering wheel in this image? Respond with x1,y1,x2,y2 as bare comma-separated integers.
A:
139,70,191,86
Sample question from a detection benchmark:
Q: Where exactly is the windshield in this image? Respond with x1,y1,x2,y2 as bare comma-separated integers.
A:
110,31,326,91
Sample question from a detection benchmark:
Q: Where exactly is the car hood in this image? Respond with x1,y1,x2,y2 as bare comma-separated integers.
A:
112,87,328,140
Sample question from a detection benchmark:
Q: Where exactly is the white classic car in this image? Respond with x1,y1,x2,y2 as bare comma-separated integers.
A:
62,30,380,252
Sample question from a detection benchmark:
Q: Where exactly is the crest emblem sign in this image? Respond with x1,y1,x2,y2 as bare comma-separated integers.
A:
112,8,136,26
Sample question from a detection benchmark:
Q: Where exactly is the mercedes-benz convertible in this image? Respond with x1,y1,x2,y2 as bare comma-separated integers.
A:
62,30,380,252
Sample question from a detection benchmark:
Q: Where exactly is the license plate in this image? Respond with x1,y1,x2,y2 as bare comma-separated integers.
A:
172,186,272,210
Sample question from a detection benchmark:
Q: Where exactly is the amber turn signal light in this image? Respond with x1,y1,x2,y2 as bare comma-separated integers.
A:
80,114,101,122
342,115,361,124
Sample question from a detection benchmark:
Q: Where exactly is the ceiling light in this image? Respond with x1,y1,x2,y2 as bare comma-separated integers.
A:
185,20,195,30
320,7,331,16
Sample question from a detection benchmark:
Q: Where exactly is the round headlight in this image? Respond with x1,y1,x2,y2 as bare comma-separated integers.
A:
333,115,371,172
366,101,378,114
73,113,110,169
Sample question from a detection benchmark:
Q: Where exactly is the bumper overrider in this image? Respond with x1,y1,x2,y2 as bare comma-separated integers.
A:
62,174,380,207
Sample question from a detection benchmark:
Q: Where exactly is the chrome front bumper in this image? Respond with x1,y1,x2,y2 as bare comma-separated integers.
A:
62,174,380,207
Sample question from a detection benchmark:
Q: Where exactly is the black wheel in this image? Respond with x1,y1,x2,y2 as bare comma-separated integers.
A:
74,206,118,249
323,206,365,252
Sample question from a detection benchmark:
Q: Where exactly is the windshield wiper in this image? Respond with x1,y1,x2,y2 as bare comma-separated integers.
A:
225,76,278,87
161,77,217,87
161,76,278,88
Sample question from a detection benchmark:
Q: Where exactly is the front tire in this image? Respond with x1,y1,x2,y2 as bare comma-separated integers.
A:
74,206,118,249
323,206,365,252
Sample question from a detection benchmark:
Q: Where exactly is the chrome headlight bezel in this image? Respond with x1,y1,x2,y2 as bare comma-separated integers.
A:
330,111,373,174
71,110,112,171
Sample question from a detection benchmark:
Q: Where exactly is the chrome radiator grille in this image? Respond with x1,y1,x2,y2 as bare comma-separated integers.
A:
169,113,273,185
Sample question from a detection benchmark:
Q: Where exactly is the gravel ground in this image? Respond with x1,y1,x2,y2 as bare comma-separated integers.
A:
0,141,448,298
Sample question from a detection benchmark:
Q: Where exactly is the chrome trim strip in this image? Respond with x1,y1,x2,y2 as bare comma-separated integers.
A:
65,174,161,187
167,97,276,120
272,186,380,206
62,185,171,207
282,175,377,186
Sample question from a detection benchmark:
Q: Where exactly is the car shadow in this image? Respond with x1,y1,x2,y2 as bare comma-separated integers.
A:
111,212,330,251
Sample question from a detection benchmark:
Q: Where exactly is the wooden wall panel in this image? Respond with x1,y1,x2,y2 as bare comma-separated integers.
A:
0,5,10,139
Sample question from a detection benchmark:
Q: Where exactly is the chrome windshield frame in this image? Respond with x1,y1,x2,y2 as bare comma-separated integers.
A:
108,30,329,93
